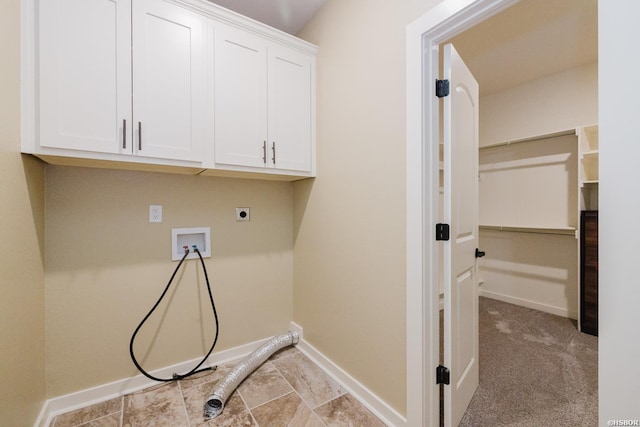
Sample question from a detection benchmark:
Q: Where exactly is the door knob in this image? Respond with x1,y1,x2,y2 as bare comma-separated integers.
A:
475,248,486,258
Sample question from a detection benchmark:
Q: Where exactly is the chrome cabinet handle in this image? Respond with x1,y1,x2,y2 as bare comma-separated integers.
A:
138,122,142,151
123,119,127,149
272,142,276,165
262,141,267,164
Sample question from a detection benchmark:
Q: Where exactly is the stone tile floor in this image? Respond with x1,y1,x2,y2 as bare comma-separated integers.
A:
51,347,386,426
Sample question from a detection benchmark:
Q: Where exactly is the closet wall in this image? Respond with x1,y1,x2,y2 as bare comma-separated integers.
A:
478,62,597,319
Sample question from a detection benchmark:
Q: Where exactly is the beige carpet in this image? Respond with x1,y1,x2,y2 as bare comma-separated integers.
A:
451,297,598,426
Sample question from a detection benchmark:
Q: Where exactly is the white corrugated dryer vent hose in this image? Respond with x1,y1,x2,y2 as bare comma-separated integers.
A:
203,331,299,419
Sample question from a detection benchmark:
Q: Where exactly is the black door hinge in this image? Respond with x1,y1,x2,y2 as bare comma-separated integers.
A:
436,223,450,241
436,79,450,98
437,365,450,385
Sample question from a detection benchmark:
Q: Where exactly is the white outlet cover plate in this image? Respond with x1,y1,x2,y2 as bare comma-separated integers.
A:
171,227,211,261
149,205,162,223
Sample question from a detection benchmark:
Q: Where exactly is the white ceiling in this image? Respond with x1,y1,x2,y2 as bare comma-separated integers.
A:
207,0,327,35
448,0,598,95
208,0,598,96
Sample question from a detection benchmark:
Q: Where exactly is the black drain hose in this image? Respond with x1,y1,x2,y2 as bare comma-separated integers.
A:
129,247,220,382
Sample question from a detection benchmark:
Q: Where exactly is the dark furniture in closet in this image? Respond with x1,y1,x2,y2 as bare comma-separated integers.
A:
580,210,598,336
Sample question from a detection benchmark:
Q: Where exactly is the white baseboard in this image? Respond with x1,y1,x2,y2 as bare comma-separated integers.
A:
35,336,273,427
36,325,405,427
479,289,578,319
291,322,406,427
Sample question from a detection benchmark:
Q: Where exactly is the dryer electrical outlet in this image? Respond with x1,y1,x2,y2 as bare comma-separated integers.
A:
171,227,211,261
236,207,250,222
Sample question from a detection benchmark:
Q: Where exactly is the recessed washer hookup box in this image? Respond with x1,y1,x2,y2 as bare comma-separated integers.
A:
171,227,211,261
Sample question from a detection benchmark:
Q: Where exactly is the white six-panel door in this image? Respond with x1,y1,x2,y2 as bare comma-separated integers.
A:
443,43,480,427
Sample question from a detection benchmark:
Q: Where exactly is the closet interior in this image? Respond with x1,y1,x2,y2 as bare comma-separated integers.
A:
477,124,598,335
441,0,598,335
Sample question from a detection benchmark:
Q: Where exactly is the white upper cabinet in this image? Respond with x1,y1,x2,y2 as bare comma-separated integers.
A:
214,25,269,169
132,0,208,162
38,0,132,154
35,0,209,165
268,44,313,172
213,23,314,174
25,0,316,178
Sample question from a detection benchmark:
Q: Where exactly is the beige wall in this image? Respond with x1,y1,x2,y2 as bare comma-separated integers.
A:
480,62,598,146
293,0,443,415
0,0,47,425
45,167,294,396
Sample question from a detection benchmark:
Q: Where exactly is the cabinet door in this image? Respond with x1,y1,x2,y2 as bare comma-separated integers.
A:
39,0,131,154
268,45,313,172
213,24,268,168
132,0,208,162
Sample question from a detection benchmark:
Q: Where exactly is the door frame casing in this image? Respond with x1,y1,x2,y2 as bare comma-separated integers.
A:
405,1,519,425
